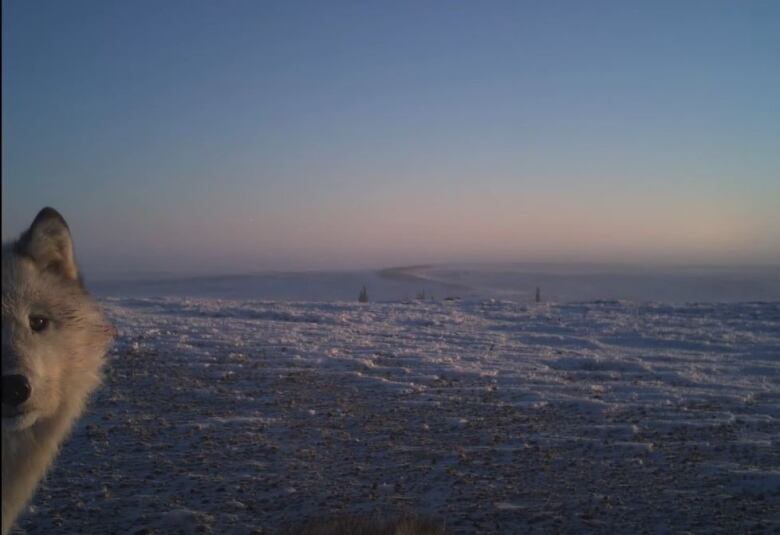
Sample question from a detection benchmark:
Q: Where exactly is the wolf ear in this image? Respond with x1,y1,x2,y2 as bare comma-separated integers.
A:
14,207,80,281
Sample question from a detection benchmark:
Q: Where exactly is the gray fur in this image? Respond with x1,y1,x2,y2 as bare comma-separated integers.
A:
2,208,115,535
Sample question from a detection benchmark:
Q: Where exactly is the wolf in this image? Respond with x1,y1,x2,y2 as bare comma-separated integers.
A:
2,207,115,535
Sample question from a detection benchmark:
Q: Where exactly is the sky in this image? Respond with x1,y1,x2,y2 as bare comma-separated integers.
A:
2,0,779,276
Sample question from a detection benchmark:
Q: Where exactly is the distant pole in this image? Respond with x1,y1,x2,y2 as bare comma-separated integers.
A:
535,286,541,303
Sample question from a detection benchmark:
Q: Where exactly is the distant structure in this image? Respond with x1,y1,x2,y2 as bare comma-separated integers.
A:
535,286,541,303
358,285,369,303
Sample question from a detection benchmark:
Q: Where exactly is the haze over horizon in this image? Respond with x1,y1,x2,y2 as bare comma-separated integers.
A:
3,1,779,276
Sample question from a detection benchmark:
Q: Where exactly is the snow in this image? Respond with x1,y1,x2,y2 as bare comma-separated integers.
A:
17,290,780,533
89,263,780,304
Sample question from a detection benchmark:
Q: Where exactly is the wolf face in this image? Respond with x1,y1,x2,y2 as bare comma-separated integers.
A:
1,208,113,430
2,207,115,534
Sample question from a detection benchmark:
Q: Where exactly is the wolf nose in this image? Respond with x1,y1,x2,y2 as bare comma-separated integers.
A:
2,375,32,407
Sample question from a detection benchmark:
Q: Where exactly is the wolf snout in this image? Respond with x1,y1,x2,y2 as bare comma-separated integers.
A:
2,374,32,407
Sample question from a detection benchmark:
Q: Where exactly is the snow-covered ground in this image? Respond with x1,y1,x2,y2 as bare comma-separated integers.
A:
18,294,780,533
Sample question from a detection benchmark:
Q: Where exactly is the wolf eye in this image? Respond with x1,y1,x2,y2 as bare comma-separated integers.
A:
29,316,50,332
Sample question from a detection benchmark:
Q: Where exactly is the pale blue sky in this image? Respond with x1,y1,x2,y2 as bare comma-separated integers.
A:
3,1,779,275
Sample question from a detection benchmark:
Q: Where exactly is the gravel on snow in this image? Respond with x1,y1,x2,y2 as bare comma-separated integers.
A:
17,298,780,534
